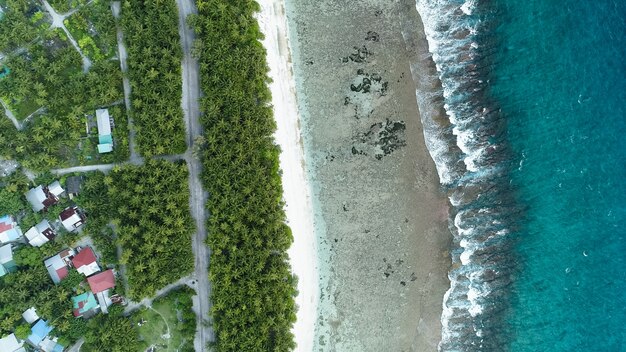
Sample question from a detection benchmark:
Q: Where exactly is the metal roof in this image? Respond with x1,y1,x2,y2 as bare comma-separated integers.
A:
96,109,111,135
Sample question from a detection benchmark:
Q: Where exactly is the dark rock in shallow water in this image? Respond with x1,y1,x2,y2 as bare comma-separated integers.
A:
365,31,380,42
354,119,407,160
348,45,370,63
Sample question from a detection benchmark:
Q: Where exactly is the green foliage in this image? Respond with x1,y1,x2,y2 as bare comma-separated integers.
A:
64,0,118,61
108,160,194,300
121,0,186,156
193,1,297,350
0,265,61,335
74,172,118,264
0,0,46,52
82,314,141,352
14,323,31,340
47,0,88,14
0,29,126,170
13,246,44,267
0,188,24,215
131,287,196,351
59,269,85,291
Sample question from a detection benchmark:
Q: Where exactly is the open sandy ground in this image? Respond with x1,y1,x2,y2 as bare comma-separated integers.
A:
284,0,452,351
257,1,320,351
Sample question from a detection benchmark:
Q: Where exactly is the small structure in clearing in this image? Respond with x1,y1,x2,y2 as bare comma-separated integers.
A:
96,108,113,153
66,175,83,199
22,307,40,324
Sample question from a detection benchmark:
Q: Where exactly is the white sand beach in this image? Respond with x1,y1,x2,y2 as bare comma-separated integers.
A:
257,1,319,351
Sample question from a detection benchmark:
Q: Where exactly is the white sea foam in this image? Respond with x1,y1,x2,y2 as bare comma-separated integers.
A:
460,0,476,16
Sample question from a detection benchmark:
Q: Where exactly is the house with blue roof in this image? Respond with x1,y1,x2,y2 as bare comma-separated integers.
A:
27,319,53,346
0,215,22,244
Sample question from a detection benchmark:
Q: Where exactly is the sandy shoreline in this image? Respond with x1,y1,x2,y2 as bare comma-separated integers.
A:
257,1,320,351
283,0,451,351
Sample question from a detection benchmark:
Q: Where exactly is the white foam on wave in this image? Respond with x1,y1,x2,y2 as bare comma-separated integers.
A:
460,0,476,15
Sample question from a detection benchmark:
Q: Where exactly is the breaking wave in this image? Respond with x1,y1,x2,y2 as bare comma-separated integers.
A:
408,0,521,350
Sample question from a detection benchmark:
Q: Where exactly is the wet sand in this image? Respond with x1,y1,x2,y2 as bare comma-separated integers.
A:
284,0,452,351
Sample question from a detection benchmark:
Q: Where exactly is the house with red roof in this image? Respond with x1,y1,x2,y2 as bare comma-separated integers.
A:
43,249,75,284
87,269,116,293
71,247,100,276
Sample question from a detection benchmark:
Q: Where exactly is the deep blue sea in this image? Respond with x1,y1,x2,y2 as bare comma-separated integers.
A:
415,0,626,350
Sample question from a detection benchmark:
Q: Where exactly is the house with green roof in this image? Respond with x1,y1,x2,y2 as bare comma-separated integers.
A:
0,244,17,277
72,292,100,318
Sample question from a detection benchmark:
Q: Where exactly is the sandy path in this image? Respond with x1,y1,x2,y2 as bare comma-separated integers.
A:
257,0,319,350
173,0,215,349
41,0,92,72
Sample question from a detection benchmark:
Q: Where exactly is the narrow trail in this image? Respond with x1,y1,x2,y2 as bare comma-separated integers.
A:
123,275,194,315
111,1,141,165
174,0,215,349
41,0,92,72
1,99,21,130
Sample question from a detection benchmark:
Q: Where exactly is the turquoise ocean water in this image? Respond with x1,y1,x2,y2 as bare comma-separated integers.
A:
415,0,625,350
495,1,626,351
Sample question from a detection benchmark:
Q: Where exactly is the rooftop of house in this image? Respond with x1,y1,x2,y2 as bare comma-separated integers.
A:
44,249,75,284
60,207,85,232
0,333,23,352
25,182,64,212
39,337,63,352
72,247,97,268
0,244,13,264
66,176,83,195
87,269,116,293
25,220,55,247
96,108,111,136
72,292,99,317
22,307,39,324
27,319,53,346
0,216,22,243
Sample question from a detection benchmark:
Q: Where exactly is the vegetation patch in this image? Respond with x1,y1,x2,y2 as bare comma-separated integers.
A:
132,287,196,352
121,0,186,156
47,0,88,14
190,1,297,350
107,160,194,300
0,29,126,170
0,0,48,52
63,0,118,62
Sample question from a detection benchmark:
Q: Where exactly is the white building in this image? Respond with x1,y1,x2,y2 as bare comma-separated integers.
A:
0,334,25,352
24,220,56,247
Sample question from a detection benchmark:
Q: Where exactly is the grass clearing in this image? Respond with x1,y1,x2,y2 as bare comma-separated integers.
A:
132,288,195,352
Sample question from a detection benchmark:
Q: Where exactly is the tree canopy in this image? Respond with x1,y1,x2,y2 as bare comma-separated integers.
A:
108,160,194,300
121,0,186,156
191,1,298,350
